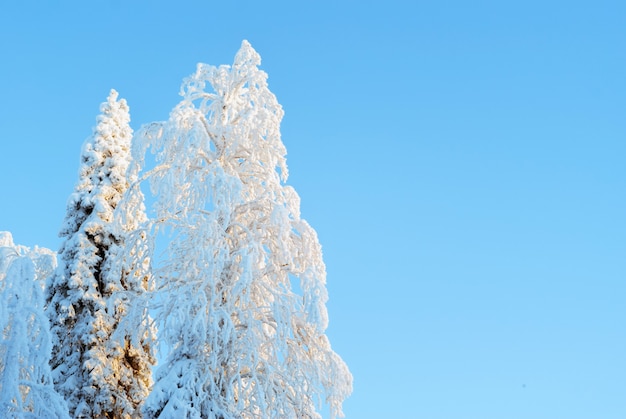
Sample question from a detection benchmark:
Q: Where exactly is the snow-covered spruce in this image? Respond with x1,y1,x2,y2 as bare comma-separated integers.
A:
46,91,156,418
0,232,70,418
140,41,352,419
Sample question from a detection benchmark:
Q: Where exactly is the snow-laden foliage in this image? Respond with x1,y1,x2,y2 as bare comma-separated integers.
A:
140,41,352,419
46,90,156,418
0,232,70,418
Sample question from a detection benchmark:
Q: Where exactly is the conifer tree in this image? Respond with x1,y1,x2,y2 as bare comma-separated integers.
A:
0,232,70,418
141,41,352,419
46,90,155,418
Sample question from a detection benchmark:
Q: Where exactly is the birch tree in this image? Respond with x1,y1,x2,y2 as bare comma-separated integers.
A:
46,90,155,418
0,232,69,418
141,41,352,419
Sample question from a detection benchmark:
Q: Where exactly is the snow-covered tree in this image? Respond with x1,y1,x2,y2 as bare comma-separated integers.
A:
0,232,70,418
46,90,156,418
141,41,352,419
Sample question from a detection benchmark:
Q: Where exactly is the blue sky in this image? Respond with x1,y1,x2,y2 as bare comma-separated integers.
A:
1,1,625,417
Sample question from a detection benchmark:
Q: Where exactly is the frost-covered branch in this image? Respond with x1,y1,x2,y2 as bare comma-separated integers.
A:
0,232,70,418
141,40,351,419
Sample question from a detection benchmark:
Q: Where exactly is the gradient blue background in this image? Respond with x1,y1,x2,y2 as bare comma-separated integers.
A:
1,1,625,417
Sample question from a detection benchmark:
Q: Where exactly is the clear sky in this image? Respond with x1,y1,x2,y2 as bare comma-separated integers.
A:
1,1,625,418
